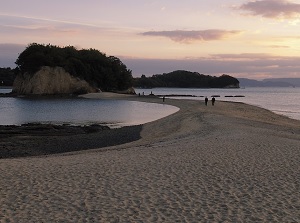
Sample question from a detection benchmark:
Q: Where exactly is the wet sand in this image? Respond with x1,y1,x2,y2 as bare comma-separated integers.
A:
0,123,142,159
0,93,300,222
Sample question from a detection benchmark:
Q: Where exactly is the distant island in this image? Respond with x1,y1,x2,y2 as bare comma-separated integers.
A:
133,70,240,88
238,78,300,87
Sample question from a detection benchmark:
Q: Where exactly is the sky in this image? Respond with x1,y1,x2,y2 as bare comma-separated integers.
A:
1,0,300,79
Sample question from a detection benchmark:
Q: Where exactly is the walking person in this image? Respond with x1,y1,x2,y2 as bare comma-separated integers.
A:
212,97,215,106
205,97,208,106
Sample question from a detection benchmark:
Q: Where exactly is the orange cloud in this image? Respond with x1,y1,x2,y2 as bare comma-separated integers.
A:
268,45,290,48
238,0,300,19
140,30,243,43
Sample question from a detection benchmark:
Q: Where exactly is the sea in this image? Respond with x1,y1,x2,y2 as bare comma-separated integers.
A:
0,88,179,127
0,87,299,127
134,87,300,121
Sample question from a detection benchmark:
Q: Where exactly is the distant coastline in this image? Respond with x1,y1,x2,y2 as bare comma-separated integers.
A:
238,77,300,87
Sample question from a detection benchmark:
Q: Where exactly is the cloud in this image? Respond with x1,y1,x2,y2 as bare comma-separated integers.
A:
0,14,134,50
268,45,290,48
0,13,124,37
0,13,109,29
140,29,243,43
0,14,82,37
238,0,300,19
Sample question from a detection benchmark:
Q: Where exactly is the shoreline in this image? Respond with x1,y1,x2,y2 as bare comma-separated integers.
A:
0,123,142,159
0,92,299,159
1,92,300,158
1,92,300,221
1,87,300,121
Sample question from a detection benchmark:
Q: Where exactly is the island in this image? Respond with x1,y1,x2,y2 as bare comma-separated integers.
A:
133,70,239,88
10,43,135,95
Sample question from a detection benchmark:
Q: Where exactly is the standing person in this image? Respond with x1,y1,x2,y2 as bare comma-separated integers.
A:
163,96,165,102
205,97,208,106
212,97,215,106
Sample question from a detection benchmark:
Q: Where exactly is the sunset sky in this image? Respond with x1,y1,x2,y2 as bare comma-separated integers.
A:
1,0,300,79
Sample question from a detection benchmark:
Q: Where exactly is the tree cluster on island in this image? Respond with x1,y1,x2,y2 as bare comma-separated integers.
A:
10,43,133,92
133,70,240,88
0,67,17,86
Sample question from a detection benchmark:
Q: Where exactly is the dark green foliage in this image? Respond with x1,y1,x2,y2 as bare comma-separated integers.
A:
209,74,239,88
133,70,239,88
15,43,133,91
0,67,17,86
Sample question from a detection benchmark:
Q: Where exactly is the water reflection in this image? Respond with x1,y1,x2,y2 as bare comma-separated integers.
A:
0,87,12,94
0,97,179,127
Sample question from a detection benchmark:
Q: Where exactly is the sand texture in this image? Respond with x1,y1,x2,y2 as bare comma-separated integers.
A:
1,93,300,222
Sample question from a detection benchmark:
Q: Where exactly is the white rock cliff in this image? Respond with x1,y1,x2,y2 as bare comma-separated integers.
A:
13,66,96,95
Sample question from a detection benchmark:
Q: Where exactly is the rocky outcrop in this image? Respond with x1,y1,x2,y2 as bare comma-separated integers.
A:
13,66,97,95
114,87,136,94
224,83,240,88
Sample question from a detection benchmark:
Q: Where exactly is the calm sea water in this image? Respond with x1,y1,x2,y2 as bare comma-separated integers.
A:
1,87,299,126
0,90,179,127
135,87,300,121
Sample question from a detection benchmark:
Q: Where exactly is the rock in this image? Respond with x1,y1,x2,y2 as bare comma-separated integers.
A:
224,83,240,88
13,66,97,95
114,87,136,94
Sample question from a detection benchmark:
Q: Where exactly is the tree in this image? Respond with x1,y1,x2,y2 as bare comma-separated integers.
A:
133,70,239,88
0,67,17,86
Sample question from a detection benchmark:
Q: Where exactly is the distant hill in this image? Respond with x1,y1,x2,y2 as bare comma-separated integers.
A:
263,78,300,87
238,78,297,87
134,70,239,88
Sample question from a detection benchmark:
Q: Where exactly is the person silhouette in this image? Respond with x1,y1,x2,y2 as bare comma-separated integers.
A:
205,97,208,106
212,97,215,106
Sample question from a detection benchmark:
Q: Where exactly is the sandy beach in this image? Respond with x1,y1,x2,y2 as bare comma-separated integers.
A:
1,93,300,222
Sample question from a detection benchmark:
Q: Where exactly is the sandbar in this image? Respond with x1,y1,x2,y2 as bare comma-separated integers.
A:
0,92,299,222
